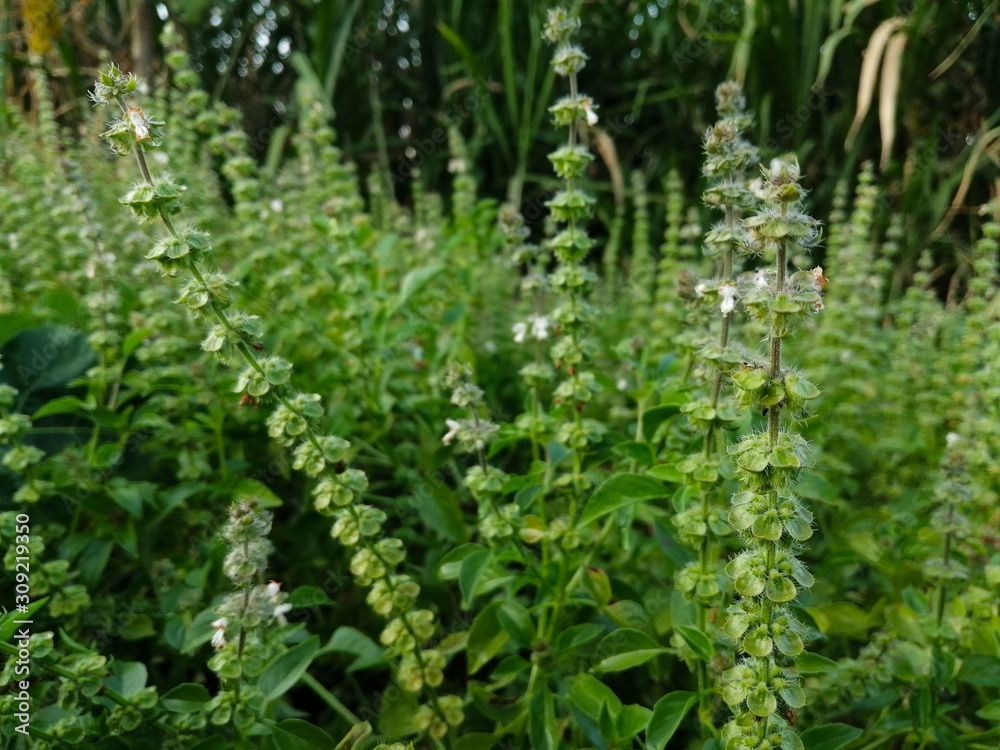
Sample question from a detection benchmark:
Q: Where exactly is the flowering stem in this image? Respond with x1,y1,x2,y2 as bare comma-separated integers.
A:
108,85,455,747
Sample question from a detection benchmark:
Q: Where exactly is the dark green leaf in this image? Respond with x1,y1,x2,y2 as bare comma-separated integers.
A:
270,719,336,750
259,635,320,701
578,473,669,528
467,602,510,674
160,683,211,712
800,723,864,750
497,601,534,648
289,585,333,608
676,626,714,661
646,691,699,750
612,440,655,466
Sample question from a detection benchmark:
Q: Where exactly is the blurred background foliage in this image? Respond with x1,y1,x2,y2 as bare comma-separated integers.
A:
3,0,1000,273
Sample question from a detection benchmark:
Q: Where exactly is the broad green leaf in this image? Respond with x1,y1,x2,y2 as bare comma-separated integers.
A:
805,602,873,639
569,673,622,721
596,649,671,673
455,734,500,750
103,660,147,697
578,474,669,528
259,635,320,701
556,623,606,654
497,601,534,648
529,688,558,750
646,691,699,750
797,651,839,673
122,328,152,358
617,704,653,739
800,723,863,750
322,627,386,673
976,700,1000,721
270,719,336,750
437,543,488,580
394,262,445,312
289,585,333,608
612,440,655,466
467,601,510,674
460,548,494,607
233,477,283,509
645,464,684,483
676,626,714,661
160,683,211,712
642,399,686,437
32,395,88,420
958,655,1000,686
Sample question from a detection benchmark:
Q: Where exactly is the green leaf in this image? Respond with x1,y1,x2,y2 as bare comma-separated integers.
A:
617,704,653,740
233,477,284,508
121,328,152,359
976,700,1000,721
103,661,147,698
32,396,88,420
437,543,488,580
569,673,622,721
642,400,686,437
455,734,500,750
322,627,386,673
796,472,839,505
797,651,839,673
555,623,606,654
259,635,320,701
676,626,714,661
612,440,655,466
160,683,211,712
805,602,873,639
467,601,510,674
800,724,863,750
577,473,669,528
497,601,535,648
595,628,669,672
958,655,1000,686
270,719,336,750
529,688,559,750
106,478,155,518
645,464,684,484
460,548,494,608
394,262,445,312
1,325,95,396
645,691,699,750
289,585,333,608
596,648,671,673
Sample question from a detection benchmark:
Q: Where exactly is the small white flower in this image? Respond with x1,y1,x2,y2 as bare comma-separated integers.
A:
85,263,97,279
583,98,599,126
695,282,710,298
719,283,738,315
442,419,461,445
946,432,960,447
270,198,284,213
528,314,551,341
152,151,169,165
273,603,292,626
127,107,150,141
512,321,529,344
210,617,228,650
616,378,628,392
266,580,282,599
753,270,769,289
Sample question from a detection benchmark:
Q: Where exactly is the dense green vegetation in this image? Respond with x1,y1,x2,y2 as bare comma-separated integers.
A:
2,2,1000,750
